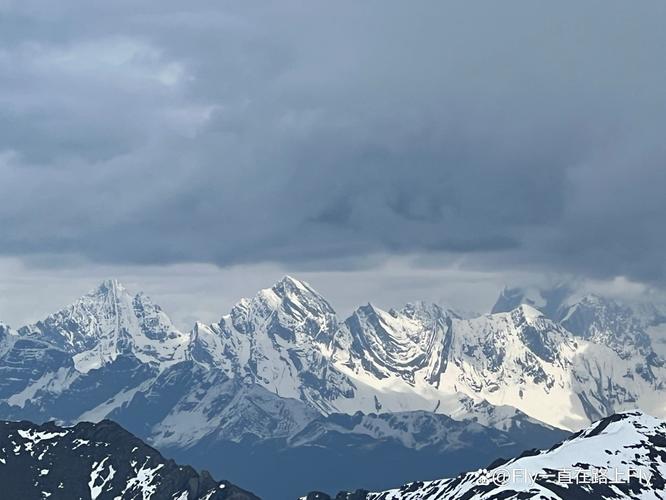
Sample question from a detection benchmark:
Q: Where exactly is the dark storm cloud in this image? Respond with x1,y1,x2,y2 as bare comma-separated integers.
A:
2,1,666,283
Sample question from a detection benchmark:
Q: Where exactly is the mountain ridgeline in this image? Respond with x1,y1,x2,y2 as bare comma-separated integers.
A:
1,277,665,497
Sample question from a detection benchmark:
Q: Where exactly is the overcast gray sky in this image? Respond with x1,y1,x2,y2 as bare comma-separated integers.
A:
2,1,666,329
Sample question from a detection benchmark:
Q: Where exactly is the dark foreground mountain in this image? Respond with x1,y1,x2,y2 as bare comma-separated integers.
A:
0,419,258,500
305,410,666,500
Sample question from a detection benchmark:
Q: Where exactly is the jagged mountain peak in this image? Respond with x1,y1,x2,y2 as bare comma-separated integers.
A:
494,285,663,365
443,307,587,429
356,302,381,315
191,320,208,335
491,284,641,323
355,300,450,323
511,303,546,322
44,279,134,314
227,275,336,323
17,280,188,373
93,278,127,295
73,280,166,310
255,275,324,303
349,301,419,329
468,304,561,338
225,275,338,343
397,301,451,320
332,300,451,386
273,274,317,295
264,275,335,314
557,293,658,365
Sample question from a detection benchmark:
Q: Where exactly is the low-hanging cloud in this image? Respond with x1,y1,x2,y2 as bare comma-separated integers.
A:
2,0,666,285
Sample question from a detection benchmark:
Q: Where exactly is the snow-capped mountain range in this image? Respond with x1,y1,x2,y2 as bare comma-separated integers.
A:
1,277,665,434
310,409,666,500
187,276,666,430
1,277,666,497
0,418,257,500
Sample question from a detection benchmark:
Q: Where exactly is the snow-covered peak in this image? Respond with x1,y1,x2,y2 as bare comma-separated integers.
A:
18,281,189,373
253,275,329,309
357,410,666,500
272,275,319,297
514,303,545,322
226,275,338,344
332,301,451,384
395,301,455,322
95,278,126,295
350,302,426,344
454,305,572,356
83,279,127,305
558,293,657,364
269,275,336,319
19,280,135,349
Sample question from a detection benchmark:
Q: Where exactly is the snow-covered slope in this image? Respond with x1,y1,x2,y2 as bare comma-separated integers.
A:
0,419,258,500
0,355,158,425
18,280,189,372
329,410,666,500
109,360,319,449
0,333,72,401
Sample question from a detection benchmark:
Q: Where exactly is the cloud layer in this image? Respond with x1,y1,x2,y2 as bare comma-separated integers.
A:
2,1,666,284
